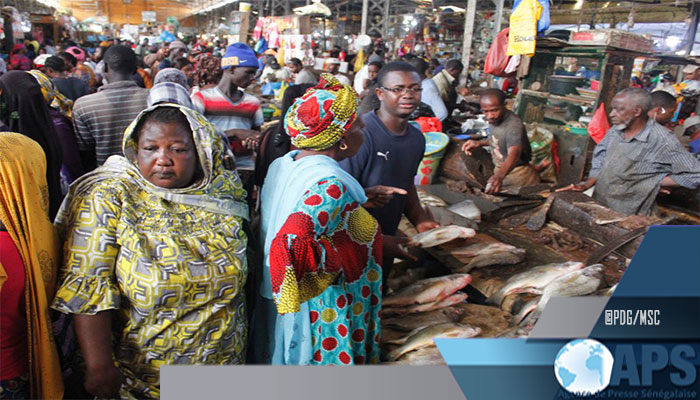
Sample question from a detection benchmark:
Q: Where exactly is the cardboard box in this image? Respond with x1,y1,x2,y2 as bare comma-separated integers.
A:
569,29,653,53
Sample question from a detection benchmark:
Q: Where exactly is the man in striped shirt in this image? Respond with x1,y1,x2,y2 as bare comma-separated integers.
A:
73,45,148,171
558,88,700,215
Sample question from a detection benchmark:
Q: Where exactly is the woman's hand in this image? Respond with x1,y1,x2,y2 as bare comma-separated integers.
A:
364,185,407,208
382,235,418,261
84,363,124,398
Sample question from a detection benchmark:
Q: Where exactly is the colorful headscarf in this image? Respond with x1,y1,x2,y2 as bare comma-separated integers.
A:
27,70,73,119
284,73,359,151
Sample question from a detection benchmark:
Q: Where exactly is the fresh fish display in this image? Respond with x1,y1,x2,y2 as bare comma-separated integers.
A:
417,190,448,207
383,274,473,307
382,327,409,345
383,307,467,332
459,244,526,271
411,226,476,248
486,261,585,306
514,264,606,324
383,293,469,315
385,347,446,365
387,323,481,361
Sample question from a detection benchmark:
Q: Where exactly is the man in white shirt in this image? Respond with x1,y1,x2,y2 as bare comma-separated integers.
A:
326,57,351,86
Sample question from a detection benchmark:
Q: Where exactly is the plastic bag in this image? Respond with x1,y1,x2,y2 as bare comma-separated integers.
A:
507,0,542,57
588,103,611,144
485,28,511,77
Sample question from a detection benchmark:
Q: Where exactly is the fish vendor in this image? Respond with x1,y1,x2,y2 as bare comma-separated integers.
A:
461,88,541,194
558,88,700,216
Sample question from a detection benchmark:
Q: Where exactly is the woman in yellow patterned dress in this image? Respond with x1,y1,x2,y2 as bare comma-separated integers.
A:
52,104,249,399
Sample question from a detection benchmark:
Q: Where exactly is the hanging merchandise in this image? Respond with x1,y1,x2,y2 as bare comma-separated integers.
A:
253,18,263,41
255,38,268,54
484,28,512,77
504,54,521,74
513,0,550,32
588,103,611,144
507,0,542,57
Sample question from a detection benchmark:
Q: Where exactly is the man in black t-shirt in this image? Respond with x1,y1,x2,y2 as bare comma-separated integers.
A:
341,62,439,266
462,89,539,194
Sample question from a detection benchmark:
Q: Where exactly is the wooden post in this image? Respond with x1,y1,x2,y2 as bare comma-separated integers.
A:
493,0,504,38
361,0,368,35
461,0,477,85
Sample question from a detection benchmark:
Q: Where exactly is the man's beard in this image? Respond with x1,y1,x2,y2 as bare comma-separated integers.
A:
613,120,631,131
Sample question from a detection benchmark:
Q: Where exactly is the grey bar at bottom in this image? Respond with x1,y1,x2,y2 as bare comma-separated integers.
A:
161,365,467,400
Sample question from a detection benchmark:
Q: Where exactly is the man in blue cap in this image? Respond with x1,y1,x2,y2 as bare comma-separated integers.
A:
192,42,263,152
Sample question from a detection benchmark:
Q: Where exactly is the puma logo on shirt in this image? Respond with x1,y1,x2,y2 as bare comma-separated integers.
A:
377,151,390,160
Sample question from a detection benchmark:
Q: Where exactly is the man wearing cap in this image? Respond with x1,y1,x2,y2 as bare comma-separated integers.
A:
72,45,148,171
44,55,90,101
191,42,263,152
325,58,351,86
558,88,700,216
682,116,700,159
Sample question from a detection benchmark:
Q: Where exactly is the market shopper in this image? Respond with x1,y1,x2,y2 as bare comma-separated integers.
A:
192,54,223,92
0,71,64,219
432,59,463,115
254,74,382,365
0,133,63,400
66,46,96,88
52,104,251,399
72,44,148,171
682,116,700,158
462,89,539,194
649,90,677,128
341,61,438,246
408,57,448,121
287,57,317,85
28,70,85,190
557,88,700,215
43,55,90,101
325,57,352,86
191,42,263,151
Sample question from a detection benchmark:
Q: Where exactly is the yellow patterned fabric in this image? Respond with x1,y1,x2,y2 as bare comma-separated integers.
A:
27,70,73,119
0,132,63,399
52,104,249,399
283,73,359,151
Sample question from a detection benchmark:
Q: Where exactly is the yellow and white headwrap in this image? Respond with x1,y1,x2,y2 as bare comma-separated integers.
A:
27,70,73,119
284,73,359,151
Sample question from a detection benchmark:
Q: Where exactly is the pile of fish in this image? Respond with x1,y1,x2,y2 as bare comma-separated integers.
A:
417,189,449,207
485,263,606,327
383,274,473,315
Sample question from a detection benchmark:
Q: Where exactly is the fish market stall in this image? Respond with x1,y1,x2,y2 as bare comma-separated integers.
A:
379,183,674,365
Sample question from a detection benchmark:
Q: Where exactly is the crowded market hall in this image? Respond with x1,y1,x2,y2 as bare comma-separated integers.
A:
0,0,699,398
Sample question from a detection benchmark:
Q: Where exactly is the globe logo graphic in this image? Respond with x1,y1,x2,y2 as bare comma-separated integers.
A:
554,339,615,395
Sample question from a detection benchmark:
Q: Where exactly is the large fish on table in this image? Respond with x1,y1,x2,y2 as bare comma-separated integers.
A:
411,226,476,248
456,243,526,272
514,264,606,324
383,293,469,315
486,261,585,306
383,307,467,332
383,274,472,307
386,322,481,361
